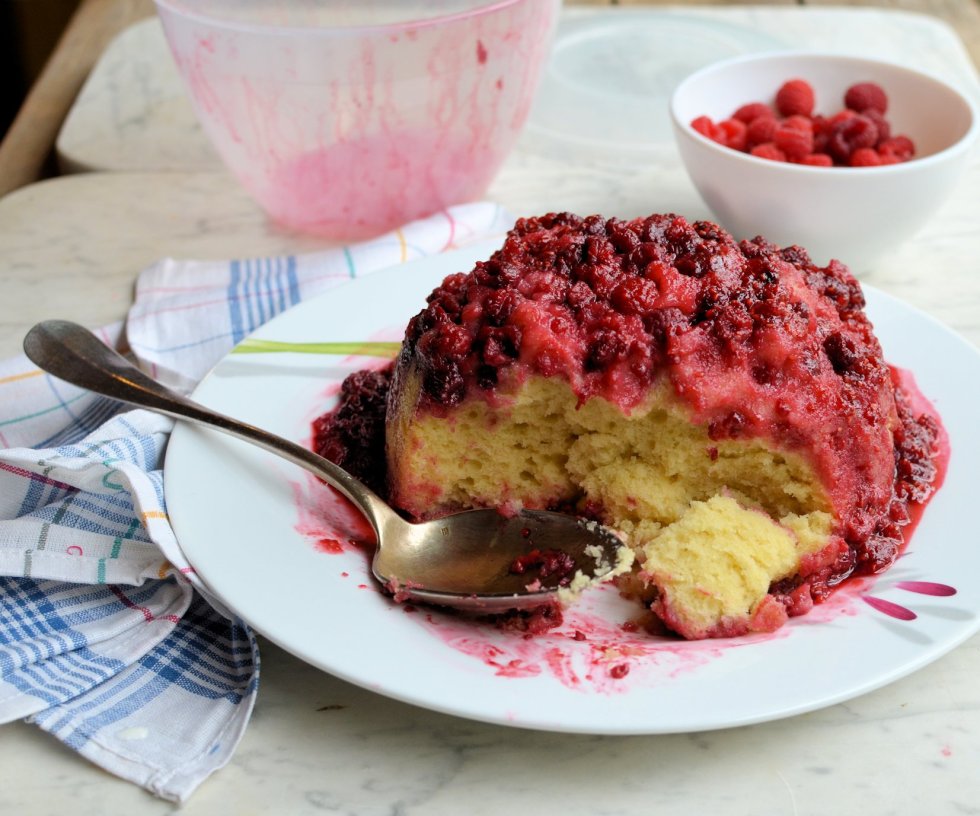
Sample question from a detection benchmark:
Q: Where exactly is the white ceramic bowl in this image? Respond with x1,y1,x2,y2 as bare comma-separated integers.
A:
155,0,560,240
670,52,978,271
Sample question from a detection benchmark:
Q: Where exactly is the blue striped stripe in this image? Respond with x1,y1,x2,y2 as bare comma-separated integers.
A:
272,256,286,314
264,257,277,318
0,579,128,705
39,397,122,448
27,500,140,536
42,378,115,439
255,258,269,326
286,255,300,306
228,261,246,343
243,260,258,335
34,596,254,748
32,488,141,520
15,468,60,517
127,418,162,467
146,470,166,507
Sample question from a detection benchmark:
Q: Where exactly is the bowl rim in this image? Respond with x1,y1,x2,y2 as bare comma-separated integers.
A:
153,0,540,36
669,50,980,175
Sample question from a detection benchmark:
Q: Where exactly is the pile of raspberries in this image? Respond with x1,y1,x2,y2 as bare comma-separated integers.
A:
690,78,916,167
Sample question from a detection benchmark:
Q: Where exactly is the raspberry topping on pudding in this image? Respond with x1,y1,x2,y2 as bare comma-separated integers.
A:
312,367,392,496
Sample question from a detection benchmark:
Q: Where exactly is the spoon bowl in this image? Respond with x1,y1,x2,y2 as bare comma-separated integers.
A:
23,320,628,612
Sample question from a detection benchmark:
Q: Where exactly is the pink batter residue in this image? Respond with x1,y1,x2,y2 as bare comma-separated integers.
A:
165,0,558,241
266,131,500,240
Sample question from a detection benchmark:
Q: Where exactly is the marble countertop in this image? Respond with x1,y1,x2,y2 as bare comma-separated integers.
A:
2,6,980,814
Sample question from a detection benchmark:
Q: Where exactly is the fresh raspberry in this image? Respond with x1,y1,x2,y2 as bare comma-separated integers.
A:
829,108,858,125
775,79,815,117
773,117,814,159
850,147,882,167
810,115,831,153
878,135,915,161
746,114,777,147
733,102,773,123
690,115,721,141
750,142,787,162
781,114,814,133
827,113,879,162
844,82,888,114
876,150,901,165
864,109,891,144
800,153,833,167
718,118,748,151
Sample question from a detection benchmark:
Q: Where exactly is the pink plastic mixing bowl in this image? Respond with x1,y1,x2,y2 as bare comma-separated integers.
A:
155,0,560,239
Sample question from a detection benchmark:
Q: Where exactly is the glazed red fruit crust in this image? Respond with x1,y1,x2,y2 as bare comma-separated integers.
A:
315,213,940,603
311,367,392,496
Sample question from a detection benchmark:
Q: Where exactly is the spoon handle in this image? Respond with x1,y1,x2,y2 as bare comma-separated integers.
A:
23,320,394,535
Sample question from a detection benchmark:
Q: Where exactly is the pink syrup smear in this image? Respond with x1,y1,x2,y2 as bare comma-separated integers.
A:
414,586,804,694
288,469,752,691
264,130,503,241
290,475,375,565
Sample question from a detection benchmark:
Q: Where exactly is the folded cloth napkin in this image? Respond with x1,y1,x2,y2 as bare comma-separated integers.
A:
0,202,513,802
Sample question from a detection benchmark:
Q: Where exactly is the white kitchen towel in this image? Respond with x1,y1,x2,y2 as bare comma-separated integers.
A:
0,202,513,802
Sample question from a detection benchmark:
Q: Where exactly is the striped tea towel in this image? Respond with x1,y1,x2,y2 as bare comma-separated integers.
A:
0,202,513,802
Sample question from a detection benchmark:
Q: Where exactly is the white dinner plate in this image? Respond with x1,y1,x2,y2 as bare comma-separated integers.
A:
165,241,980,734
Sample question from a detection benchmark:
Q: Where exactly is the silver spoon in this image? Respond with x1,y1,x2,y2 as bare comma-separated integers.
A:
24,320,627,613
